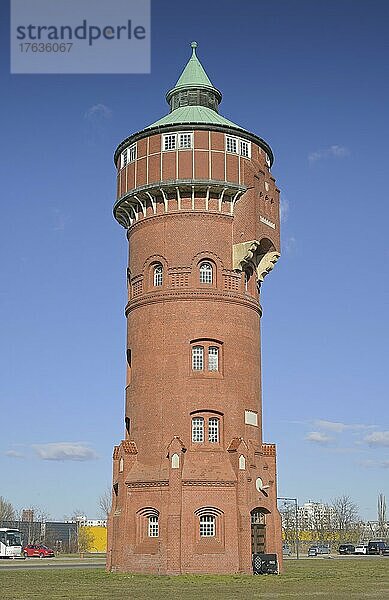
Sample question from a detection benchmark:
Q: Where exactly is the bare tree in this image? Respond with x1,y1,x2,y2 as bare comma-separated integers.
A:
309,505,333,543
99,488,112,518
377,493,387,539
331,495,359,541
0,496,16,522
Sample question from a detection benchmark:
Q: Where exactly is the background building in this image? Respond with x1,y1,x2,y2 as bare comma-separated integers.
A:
108,42,282,574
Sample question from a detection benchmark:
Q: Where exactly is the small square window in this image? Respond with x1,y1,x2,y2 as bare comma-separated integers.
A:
240,140,250,158
178,132,193,149
226,136,238,153
163,134,177,151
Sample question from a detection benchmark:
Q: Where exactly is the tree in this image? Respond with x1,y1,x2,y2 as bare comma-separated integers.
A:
99,488,112,518
78,527,94,554
0,496,16,522
377,493,387,539
331,495,360,542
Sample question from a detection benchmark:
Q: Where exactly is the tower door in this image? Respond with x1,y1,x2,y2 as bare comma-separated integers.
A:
251,508,267,554
251,523,266,554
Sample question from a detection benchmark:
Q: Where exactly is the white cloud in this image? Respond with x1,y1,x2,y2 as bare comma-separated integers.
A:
364,431,389,447
33,442,98,461
308,145,350,163
84,104,112,121
5,450,24,459
315,420,347,433
314,420,374,433
306,431,333,444
360,459,389,469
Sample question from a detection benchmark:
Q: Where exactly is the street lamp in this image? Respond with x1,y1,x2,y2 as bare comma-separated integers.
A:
277,496,299,560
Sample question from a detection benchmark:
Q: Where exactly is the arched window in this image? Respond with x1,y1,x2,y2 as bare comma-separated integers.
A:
171,453,180,469
148,515,159,537
200,515,215,537
119,457,124,472
208,347,219,371
137,508,160,542
199,262,213,284
191,412,222,446
153,264,163,287
192,417,204,442
192,345,204,370
208,417,219,443
194,507,224,542
191,341,222,374
251,509,266,525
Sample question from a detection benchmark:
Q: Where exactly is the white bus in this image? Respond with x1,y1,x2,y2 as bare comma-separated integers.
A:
0,528,23,558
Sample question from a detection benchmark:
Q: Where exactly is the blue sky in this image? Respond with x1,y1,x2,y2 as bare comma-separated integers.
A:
1,0,388,521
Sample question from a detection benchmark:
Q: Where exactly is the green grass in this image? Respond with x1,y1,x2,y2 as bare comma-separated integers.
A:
1,558,388,599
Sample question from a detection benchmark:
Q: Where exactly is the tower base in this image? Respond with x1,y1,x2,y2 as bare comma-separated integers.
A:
107,437,283,574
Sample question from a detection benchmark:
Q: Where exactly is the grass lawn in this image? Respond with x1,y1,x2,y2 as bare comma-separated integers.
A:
0,558,388,599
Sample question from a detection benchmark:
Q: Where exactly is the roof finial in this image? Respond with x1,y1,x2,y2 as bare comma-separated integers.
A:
191,41,198,55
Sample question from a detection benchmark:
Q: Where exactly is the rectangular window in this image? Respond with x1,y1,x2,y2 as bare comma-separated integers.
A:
192,417,204,442
178,132,193,149
240,139,250,158
163,134,177,151
208,347,219,371
121,149,128,168
128,143,137,162
200,515,215,537
192,345,204,370
208,417,219,443
148,516,159,537
225,135,251,158
121,144,136,168
153,265,163,287
226,136,238,153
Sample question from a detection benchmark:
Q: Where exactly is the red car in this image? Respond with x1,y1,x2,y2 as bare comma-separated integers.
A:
23,544,55,558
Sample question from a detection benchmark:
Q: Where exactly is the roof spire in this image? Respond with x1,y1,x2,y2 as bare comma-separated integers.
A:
166,42,222,113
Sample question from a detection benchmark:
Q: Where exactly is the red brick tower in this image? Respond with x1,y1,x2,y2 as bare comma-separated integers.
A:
107,42,282,574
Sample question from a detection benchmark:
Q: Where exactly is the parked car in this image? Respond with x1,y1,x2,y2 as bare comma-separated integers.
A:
367,541,386,555
354,543,368,555
382,546,389,556
338,544,355,555
282,543,291,556
308,543,331,556
23,544,55,558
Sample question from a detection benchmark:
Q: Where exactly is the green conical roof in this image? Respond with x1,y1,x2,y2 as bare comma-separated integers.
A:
174,41,214,89
146,105,244,130
144,42,245,131
165,42,222,108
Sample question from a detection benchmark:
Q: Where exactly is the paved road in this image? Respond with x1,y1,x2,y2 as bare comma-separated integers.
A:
0,557,106,570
